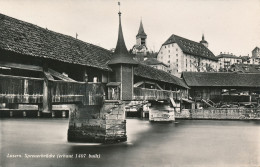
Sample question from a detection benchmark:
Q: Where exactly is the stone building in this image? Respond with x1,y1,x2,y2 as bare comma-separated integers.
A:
157,34,218,77
217,52,242,71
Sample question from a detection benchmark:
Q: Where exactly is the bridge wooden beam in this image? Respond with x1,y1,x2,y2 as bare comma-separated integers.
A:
42,66,52,113
48,68,76,82
0,61,42,71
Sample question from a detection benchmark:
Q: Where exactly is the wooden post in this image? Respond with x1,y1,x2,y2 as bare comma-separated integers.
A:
42,65,52,113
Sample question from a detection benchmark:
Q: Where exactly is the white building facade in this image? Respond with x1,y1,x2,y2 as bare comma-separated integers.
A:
217,53,243,70
157,34,218,77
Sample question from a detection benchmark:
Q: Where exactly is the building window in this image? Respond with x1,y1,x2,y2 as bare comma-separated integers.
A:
161,52,163,54
168,60,170,63
177,64,178,67
169,50,170,53
172,44,173,47
176,59,178,62
176,54,178,56
165,46,166,48
176,48,178,51
169,55,170,58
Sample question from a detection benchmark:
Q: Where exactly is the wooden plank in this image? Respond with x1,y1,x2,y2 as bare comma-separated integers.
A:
0,61,42,71
44,71,54,80
49,68,75,82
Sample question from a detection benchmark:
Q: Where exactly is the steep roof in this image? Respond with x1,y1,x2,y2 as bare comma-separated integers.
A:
217,54,241,59
182,72,260,87
0,13,188,89
136,20,147,37
253,46,260,52
108,12,138,65
143,58,168,67
230,64,260,73
0,13,112,71
163,34,218,61
135,64,189,89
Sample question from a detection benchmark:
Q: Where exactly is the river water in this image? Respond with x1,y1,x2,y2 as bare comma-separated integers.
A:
0,118,259,167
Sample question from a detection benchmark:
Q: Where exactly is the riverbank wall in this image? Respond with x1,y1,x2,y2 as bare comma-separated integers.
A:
175,108,260,120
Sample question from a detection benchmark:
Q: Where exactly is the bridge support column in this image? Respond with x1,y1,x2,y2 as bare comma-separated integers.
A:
67,100,126,143
149,101,175,122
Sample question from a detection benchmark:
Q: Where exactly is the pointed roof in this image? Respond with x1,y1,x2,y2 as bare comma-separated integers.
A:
108,11,138,65
200,34,208,44
136,20,147,37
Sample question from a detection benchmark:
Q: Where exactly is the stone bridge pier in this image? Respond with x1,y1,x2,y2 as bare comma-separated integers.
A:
67,100,127,143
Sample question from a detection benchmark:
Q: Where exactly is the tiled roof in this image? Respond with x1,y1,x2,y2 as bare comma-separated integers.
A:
230,64,260,73
217,54,241,59
163,34,218,61
135,64,189,89
143,58,168,67
182,72,260,87
0,13,188,89
0,13,113,71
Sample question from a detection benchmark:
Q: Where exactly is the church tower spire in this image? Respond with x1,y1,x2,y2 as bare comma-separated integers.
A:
136,19,147,46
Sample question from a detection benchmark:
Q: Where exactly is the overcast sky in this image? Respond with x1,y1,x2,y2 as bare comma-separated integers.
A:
1,0,260,56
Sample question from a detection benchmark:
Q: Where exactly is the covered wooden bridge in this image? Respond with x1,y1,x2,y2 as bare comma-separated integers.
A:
0,12,188,142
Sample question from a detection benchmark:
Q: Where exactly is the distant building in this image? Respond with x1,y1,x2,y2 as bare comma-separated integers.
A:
230,64,260,73
131,19,148,61
217,52,242,71
252,46,260,59
240,55,260,65
143,58,169,72
157,34,218,76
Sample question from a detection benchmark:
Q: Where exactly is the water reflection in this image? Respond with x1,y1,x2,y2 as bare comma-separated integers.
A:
1,118,259,167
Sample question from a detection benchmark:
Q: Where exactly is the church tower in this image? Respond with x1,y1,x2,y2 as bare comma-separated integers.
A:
132,19,148,60
200,34,208,48
136,19,147,46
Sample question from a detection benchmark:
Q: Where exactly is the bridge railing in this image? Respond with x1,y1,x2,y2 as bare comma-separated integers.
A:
133,87,181,101
50,80,85,104
0,74,104,105
0,74,43,103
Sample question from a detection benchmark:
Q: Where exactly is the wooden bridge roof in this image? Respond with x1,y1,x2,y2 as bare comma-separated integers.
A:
182,72,260,87
0,13,188,89
136,64,189,89
0,13,113,71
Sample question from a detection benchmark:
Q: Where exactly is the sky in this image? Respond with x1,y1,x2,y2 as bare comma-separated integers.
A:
0,0,260,56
